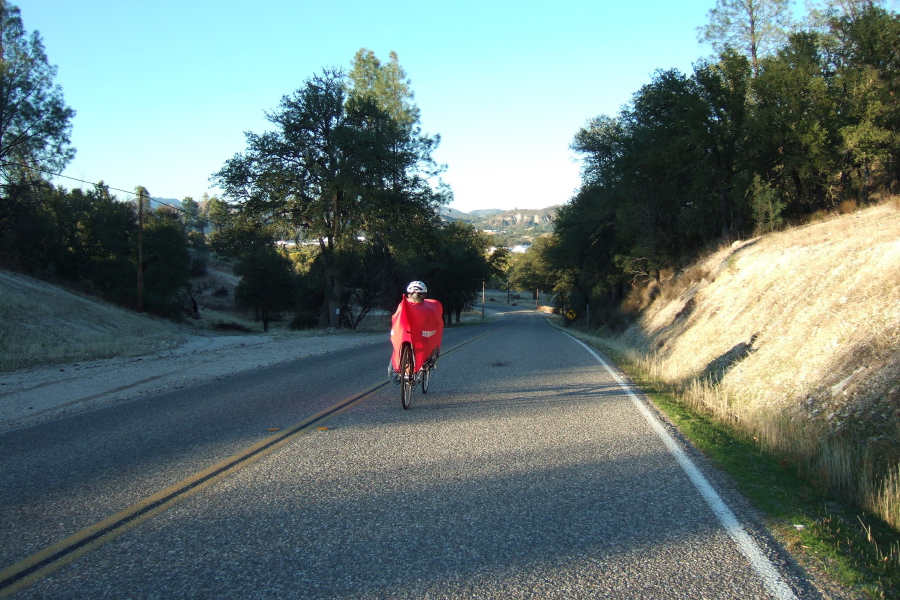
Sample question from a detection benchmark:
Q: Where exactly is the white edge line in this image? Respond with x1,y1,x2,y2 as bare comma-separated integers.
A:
565,333,798,600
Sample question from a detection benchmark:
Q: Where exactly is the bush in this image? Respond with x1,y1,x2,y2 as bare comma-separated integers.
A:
290,310,319,330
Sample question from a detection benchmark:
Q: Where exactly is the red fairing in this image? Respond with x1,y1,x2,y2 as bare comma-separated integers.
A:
390,297,444,372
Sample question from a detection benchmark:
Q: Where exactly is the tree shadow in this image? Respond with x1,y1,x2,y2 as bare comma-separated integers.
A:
700,334,759,385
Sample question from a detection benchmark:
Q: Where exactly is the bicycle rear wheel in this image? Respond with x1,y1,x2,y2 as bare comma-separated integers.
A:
400,344,414,410
421,364,431,394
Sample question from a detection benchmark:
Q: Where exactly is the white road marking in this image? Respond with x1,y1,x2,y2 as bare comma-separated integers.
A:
566,333,799,600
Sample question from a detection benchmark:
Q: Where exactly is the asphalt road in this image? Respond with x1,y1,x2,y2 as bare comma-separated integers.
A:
0,308,816,599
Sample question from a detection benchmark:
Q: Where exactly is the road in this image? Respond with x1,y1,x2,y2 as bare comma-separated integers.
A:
0,308,815,599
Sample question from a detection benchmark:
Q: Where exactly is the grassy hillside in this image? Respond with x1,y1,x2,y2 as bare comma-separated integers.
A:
0,260,279,372
625,202,898,436
0,271,187,370
582,200,900,531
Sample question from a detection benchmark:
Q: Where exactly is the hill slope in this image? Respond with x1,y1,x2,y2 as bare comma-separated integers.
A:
599,201,900,527
623,203,899,430
0,272,188,370
439,205,558,246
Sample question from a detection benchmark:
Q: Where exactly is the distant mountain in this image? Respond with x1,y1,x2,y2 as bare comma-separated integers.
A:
438,205,559,246
438,207,472,221
439,206,555,225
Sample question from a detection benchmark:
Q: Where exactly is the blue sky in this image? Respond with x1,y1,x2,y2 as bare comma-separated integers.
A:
19,0,716,213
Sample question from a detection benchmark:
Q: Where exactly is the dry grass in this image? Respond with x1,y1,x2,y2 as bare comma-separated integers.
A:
590,198,900,531
0,264,327,371
874,465,900,531
0,271,186,371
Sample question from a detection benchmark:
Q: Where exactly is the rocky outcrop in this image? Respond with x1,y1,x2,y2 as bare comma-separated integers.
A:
484,209,556,229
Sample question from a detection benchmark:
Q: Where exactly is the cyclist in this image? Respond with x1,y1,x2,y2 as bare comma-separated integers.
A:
389,281,442,384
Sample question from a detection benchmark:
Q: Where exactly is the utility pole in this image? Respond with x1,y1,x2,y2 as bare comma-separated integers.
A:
137,190,144,313
481,280,485,319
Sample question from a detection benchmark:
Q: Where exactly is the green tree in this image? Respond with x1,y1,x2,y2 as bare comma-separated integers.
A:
618,69,712,272
127,186,191,317
207,216,272,260
338,238,394,329
76,183,136,302
53,183,135,293
426,222,494,324
213,60,445,328
347,48,420,130
181,197,204,235
830,5,900,196
509,235,558,298
749,31,844,211
0,1,75,186
486,246,510,289
180,196,208,275
205,195,230,231
805,0,888,28
749,174,787,232
0,180,137,292
0,1,75,266
551,184,625,318
234,246,295,332
698,0,794,76
138,204,191,318
694,50,754,235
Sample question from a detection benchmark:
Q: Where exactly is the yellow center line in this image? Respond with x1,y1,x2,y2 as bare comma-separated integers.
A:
0,327,499,597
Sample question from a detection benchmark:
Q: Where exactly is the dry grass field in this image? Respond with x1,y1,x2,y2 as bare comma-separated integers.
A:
583,199,900,530
0,271,188,370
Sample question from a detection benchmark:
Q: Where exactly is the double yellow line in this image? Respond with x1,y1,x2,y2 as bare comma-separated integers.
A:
0,327,499,597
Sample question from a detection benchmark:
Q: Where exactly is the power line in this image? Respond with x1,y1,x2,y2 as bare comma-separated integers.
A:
2,161,221,225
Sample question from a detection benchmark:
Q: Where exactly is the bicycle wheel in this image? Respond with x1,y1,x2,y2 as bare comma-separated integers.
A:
400,344,414,410
421,364,431,394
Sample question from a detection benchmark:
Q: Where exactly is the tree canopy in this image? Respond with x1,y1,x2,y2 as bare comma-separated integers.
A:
0,0,74,187
213,53,447,327
698,0,793,76
549,3,899,328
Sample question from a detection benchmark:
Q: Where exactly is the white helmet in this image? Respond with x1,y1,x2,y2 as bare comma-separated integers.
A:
406,281,427,295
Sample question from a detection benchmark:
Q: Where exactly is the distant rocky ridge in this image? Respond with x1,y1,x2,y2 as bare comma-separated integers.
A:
439,206,558,245
482,208,557,229
440,206,558,229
